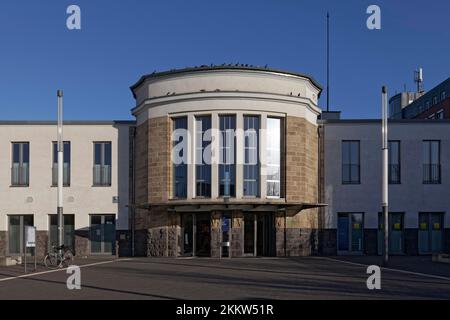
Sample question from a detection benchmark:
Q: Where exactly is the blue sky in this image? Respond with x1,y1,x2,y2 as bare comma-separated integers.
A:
0,0,449,120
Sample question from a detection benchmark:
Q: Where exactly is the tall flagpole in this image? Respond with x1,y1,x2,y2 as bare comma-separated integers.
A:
57,90,64,253
326,12,330,112
382,86,389,265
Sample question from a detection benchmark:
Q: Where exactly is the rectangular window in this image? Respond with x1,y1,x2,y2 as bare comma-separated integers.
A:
433,96,438,105
426,101,430,109
436,109,444,119
93,142,112,186
195,116,211,197
49,214,75,251
244,116,259,197
388,141,401,184
219,115,236,197
52,142,71,186
8,215,33,255
173,117,188,198
266,118,282,197
441,91,446,101
342,141,360,184
11,142,29,186
423,140,440,184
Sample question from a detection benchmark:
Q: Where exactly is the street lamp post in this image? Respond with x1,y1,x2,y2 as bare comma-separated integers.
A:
57,90,64,253
382,86,389,265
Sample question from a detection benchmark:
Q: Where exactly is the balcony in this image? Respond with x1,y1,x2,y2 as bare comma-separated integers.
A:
11,163,29,186
423,164,441,184
388,164,401,184
52,163,71,187
93,164,111,186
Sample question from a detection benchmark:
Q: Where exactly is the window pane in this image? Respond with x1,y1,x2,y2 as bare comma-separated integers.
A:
12,143,20,163
350,142,359,164
244,116,259,196
22,143,29,163
219,115,236,197
342,142,350,164
64,142,71,164
266,118,281,197
342,141,359,184
53,143,58,163
104,143,112,166
430,141,439,164
173,117,188,198
195,116,212,197
94,143,102,165
8,216,21,254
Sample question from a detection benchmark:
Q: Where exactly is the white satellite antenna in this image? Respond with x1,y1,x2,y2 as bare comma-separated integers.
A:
414,67,424,93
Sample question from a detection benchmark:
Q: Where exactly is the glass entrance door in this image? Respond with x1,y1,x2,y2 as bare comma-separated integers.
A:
338,213,364,254
256,213,275,257
181,214,193,256
378,213,404,255
244,213,256,255
195,213,211,257
8,215,34,255
90,215,116,255
221,213,231,258
419,213,443,254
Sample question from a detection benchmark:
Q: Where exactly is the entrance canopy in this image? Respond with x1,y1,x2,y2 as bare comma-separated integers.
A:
133,200,327,217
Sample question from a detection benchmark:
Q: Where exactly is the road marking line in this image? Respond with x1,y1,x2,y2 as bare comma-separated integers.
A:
0,258,131,282
318,257,450,282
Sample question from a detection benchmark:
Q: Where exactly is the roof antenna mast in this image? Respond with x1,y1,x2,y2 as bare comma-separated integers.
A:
326,12,330,112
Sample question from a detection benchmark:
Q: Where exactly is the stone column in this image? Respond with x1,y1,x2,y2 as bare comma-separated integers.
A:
231,211,243,257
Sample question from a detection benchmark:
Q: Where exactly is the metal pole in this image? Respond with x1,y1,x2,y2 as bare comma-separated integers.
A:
382,86,389,265
326,12,330,112
24,226,26,273
57,90,64,255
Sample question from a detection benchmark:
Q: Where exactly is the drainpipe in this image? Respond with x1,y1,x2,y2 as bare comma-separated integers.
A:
129,126,136,257
284,113,287,257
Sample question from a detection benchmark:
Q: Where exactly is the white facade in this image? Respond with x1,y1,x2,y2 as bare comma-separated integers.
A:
323,120,450,230
0,121,132,234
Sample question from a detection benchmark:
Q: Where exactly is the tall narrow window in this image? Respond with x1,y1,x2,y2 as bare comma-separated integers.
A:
11,142,29,186
266,118,281,198
423,140,440,184
388,141,400,184
52,142,71,186
195,116,211,197
342,141,360,184
93,142,112,186
244,116,259,197
173,117,188,198
219,115,236,197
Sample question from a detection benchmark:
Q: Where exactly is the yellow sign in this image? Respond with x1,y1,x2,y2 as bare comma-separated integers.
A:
353,223,361,230
433,223,441,230
420,223,427,230
393,223,401,230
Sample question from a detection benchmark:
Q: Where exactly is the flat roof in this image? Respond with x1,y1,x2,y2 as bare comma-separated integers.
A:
130,64,323,98
0,120,136,125
319,118,450,124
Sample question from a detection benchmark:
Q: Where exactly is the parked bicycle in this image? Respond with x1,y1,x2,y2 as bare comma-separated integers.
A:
44,244,74,269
